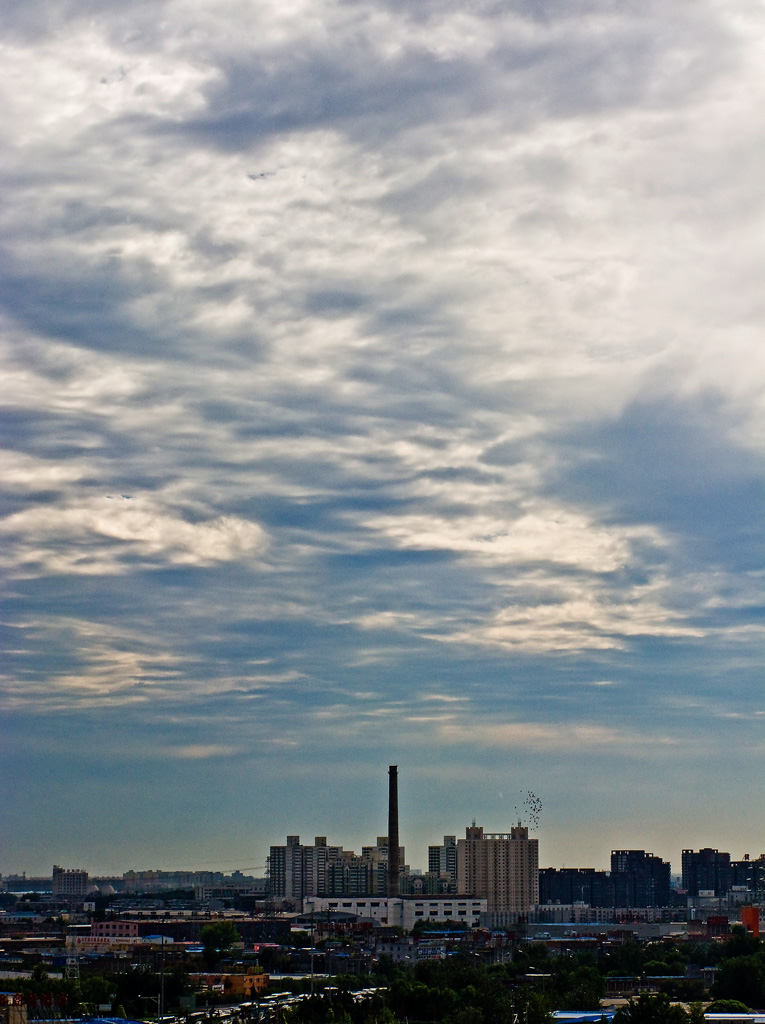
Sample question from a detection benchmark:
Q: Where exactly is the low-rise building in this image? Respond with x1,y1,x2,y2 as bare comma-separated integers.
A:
191,970,269,998
52,866,88,898
0,995,26,1024
303,895,486,929
91,921,139,938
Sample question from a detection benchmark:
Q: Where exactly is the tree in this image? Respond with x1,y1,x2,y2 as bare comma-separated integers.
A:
444,1007,484,1024
711,953,765,1008
613,993,687,1024
200,921,240,969
551,963,605,1010
601,943,645,977
511,988,554,1024
721,927,761,960
643,962,673,976
705,1001,750,1013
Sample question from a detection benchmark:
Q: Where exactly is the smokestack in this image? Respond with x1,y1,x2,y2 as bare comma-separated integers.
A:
387,764,400,897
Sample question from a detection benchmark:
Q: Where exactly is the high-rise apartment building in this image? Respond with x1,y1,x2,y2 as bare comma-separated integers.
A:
268,836,344,900
611,850,671,908
268,834,406,899
456,824,538,913
428,836,458,886
731,853,765,899
682,848,731,897
325,852,385,896
539,866,614,908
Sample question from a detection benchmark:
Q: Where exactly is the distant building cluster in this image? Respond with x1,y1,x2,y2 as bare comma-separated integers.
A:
1,867,266,903
681,847,765,899
537,848,765,917
7,841,763,933
264,766,540,922
268,835,405,901
4,769,765,933
123,868,265,895
265,768,765,927
268,824,539,923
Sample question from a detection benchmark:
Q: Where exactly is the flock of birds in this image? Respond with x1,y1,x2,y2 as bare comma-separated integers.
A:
515,790,542,831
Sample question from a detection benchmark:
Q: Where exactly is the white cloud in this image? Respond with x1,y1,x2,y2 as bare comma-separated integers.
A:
161,744,240,759
436,719,682,755
0,28,215,146
362,506,663,572
444,590,705,653
0,495,267,574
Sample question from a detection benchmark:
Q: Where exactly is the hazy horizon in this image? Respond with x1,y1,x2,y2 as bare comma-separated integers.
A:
3,787,762,880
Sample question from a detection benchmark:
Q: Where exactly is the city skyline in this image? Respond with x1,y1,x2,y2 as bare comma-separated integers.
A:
1,0,764,875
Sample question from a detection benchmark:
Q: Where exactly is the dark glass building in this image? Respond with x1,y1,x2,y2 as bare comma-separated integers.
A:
682,848,731,897
611,850,672,907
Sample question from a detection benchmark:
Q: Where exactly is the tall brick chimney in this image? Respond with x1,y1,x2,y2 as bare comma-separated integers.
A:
387,764,400,897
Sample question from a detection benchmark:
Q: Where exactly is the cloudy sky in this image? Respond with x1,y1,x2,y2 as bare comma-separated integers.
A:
1,0,763,878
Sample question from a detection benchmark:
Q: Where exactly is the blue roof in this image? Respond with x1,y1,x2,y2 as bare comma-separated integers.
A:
554,1014,616,1024
87,1018,148,1024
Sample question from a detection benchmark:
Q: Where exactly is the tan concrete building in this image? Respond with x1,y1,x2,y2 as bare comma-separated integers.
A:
456,824,538,914
191,969,269,998
52,864,88,897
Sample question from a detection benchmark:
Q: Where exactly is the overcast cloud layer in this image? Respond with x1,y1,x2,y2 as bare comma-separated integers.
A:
1,0,763,876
